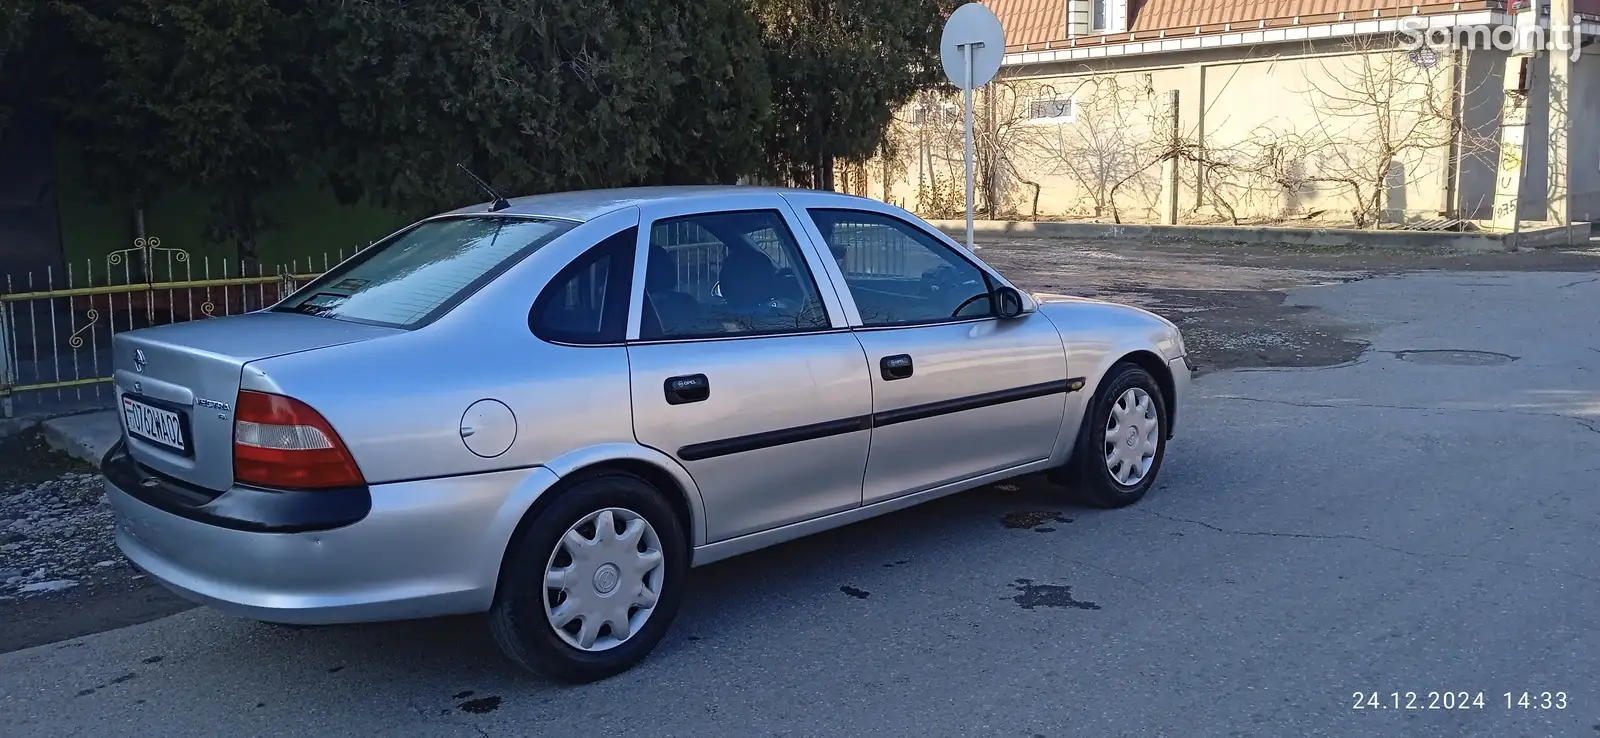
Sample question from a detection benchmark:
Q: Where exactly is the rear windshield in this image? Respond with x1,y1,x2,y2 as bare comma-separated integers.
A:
274,216,575,328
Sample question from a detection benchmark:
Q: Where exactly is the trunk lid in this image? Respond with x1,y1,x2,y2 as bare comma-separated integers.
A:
112,312,402,491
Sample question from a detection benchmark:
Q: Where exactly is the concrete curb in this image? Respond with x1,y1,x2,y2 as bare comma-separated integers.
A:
0,416,41,440
41,411,120,468
928,219,1593,252
1,404,116,441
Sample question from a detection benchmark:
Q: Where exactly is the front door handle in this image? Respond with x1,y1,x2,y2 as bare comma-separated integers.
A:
880,354,914,381
664,374,710,405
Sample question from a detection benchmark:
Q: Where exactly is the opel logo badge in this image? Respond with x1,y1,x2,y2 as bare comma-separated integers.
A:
593,563,621,595
133,349,147,373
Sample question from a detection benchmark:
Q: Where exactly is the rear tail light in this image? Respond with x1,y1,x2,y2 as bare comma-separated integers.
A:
233,390,365,489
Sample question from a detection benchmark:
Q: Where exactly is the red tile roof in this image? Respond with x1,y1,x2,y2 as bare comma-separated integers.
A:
984,0,1596,52
1135,1,1431,31
986,0,1066,48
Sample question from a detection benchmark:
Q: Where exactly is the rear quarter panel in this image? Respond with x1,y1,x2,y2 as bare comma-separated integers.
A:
238,209,645,488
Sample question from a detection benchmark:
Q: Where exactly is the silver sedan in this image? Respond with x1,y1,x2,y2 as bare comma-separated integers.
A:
102,186,1191,682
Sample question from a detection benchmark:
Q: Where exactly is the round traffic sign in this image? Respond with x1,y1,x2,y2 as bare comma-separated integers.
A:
940,3,1006,90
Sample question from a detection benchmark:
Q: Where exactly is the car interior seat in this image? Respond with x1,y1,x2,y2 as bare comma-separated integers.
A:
717,244,782,310
643,245,702,337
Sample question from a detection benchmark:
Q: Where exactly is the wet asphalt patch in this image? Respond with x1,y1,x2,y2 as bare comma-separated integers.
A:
457,695,503,714
1007,579,1102,611
1000,511,1073,531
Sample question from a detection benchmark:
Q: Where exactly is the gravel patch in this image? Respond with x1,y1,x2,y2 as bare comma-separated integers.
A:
976,238,1375,371
0,429,128,602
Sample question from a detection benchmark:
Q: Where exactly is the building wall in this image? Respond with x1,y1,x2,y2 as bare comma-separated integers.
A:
1561,47,1600,221
1456,46,1511,220
874,37,1516,226
1196,47,1457,223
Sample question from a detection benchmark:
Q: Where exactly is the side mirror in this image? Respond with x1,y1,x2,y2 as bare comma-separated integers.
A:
994,286,1027,319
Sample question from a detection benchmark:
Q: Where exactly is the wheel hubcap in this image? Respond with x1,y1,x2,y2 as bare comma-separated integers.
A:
1104,387,1159,487
542,508,665,652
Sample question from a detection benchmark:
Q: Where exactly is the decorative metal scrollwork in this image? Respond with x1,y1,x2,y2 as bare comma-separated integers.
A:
67,309,100,349
107,236,191,274
200,301,216,317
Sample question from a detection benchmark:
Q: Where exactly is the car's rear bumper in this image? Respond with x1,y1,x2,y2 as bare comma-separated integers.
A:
104,442,557,625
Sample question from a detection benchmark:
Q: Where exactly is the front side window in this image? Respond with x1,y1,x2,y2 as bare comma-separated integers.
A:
806,209,994,327
640,210,830,340
275,216,574,328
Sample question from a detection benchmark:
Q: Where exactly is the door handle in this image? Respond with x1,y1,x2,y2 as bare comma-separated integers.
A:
664,374,710,405
880,354,914,381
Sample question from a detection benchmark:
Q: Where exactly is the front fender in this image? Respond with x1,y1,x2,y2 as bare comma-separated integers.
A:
1033,296,1189,467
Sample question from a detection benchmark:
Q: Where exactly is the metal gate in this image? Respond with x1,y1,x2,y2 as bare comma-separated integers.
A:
0,237,348,417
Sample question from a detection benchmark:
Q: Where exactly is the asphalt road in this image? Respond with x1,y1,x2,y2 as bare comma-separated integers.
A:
2,244,1598,737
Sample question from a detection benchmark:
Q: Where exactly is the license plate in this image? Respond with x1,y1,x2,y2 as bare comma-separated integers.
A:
122,396,188,453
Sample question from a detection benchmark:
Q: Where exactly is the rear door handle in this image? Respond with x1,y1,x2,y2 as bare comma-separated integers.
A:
664,374,710,405
880,354,914,381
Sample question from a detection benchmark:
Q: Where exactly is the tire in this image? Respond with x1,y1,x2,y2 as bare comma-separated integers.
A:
488,471,688,683
1057,362,1169,509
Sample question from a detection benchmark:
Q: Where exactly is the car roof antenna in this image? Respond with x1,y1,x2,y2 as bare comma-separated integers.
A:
456,163,511,212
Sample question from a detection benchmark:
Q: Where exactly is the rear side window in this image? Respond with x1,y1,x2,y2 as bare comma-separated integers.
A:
530,227,637,345
639,210,830,340
275,216,575,328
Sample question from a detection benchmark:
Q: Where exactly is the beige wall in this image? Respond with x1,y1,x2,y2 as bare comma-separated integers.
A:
1456,46,1511,220
869,37,1516,227
1555,48,1600,221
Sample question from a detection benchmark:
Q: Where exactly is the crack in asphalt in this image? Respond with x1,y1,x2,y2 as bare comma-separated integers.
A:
1206,395,1600,437
1558,276,1600,289
1139,510,1600,584
1229,358,1370,373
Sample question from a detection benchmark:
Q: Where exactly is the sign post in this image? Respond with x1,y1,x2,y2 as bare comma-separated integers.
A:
963,43,977,250
940,3,1005,252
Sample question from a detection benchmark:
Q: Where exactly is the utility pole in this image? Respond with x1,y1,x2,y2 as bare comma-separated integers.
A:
1547,0,1575,232
1161,90,1181,226
1490,2,1542,234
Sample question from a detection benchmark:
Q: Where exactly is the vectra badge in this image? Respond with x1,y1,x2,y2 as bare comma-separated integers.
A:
133,349,146,373
196,398,231,411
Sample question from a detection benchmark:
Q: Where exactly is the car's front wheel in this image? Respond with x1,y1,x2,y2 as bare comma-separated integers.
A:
1057,361,1169,508
489,471,688,683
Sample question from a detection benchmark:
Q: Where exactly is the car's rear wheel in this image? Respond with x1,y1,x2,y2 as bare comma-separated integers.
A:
488,471,688,683
1057,362,1168,508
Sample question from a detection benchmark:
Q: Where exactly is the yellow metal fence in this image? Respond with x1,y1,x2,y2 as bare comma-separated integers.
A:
0,237,353,417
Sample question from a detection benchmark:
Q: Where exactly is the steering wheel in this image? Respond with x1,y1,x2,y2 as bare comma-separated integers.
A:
949,292,992,317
